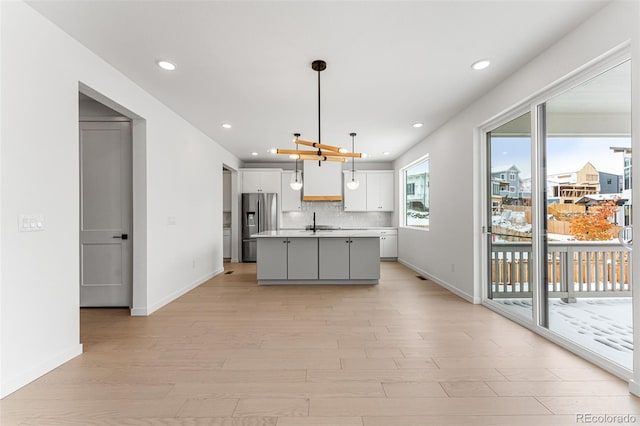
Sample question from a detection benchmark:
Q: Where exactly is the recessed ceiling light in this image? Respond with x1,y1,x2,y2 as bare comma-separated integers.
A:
383,151,390,156
268,148,277,154
221,123,232,129
157,60,176,71
412,122,423,128
251,152,258,156
471,59,491,70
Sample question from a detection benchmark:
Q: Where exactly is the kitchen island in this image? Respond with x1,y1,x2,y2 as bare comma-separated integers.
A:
252,230,380,285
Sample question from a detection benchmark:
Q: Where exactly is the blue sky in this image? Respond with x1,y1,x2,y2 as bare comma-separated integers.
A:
491,137,631,178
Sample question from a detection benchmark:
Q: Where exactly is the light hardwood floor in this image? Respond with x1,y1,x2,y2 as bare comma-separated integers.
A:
2,262,639,425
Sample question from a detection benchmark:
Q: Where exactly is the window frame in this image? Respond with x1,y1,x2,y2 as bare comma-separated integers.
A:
400,154,430,231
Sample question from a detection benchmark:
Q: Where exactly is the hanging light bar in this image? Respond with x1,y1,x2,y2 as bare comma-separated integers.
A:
297,154,346,162
277,149,361,158
275,60,363,163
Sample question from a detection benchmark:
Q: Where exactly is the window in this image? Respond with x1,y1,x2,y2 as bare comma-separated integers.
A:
509,172,516,181
402,155,429,229
500,173,506,180
509,186,516,193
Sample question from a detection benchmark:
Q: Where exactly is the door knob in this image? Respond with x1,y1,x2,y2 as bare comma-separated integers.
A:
113,234,129,240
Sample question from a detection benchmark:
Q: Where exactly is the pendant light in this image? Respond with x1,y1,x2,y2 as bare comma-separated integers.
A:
346,132,360,190
290,133,303,190
276,60,362,163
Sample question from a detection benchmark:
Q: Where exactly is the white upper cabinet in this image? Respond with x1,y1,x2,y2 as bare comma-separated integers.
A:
241,170,281,193
281,171,302,211
343,171,367,211
366,171,394,211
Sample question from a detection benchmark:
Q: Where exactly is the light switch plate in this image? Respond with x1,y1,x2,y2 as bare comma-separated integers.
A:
19,214,45,232
167,216,177,225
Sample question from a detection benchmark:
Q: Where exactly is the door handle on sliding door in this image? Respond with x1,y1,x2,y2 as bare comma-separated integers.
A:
618,226,632,249
112,234,129,240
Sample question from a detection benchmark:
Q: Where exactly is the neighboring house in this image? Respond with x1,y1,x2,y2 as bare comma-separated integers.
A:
599,171,623,194
406,172,428,210
610,146,633,225
549,162,601,204
491,165,521,199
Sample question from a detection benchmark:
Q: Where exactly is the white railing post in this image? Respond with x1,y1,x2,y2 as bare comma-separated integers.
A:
563,246,576,303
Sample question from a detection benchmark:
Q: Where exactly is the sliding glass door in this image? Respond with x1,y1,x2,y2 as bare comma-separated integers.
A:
485,59,633,371
542,60,632,370
486,112,533,320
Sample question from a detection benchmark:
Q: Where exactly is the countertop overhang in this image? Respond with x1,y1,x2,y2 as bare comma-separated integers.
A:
252,230,382,238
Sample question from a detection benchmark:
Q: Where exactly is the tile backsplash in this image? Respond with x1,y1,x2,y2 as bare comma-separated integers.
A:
282,201,392,229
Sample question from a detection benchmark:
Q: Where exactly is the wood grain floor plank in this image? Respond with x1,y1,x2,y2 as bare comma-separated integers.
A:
0,262,631,426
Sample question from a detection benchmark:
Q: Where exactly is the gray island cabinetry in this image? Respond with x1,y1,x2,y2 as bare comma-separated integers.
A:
254,231,380,285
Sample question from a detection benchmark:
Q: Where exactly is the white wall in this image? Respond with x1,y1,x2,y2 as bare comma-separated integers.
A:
394,1,638,303
0,1,241,397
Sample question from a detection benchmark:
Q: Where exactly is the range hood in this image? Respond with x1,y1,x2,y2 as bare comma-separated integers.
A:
303,161,342,201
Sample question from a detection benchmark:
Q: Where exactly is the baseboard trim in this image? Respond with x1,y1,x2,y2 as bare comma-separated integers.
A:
398,258,480,304
1,343,83,399
141,268,224,316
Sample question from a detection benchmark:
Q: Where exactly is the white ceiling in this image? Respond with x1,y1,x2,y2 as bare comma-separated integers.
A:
27,0,609,162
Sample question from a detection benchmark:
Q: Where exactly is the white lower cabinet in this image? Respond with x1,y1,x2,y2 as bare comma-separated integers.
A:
257,238,288,280
350,238,381,280
319,238,350,279
223,229,231,258
287,238,318,280
319,237,379,280
380,235,398,258
259,236,380,282
257,238,318,280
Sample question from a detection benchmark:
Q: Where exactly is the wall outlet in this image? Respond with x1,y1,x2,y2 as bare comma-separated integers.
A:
192,260,196,269
167,216,177,225
450,263,455,273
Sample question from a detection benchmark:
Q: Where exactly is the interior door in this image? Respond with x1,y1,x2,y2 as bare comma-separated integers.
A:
80,121,132,307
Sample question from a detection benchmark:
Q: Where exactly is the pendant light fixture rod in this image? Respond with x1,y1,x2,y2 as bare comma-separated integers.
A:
350,132,357,176
317,66,321,146
293,133,301,178
312,60,326,167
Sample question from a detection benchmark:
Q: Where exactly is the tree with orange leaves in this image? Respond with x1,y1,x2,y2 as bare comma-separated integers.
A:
569,200,619,241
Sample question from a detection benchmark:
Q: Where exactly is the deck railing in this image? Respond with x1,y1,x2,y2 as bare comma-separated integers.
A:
491,241,631,302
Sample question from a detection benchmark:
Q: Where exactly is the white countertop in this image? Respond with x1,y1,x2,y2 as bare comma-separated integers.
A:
252,230,382,238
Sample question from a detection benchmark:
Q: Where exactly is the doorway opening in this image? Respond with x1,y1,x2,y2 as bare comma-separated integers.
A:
78,84,147,317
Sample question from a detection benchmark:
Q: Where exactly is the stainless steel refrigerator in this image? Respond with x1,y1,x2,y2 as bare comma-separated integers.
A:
242,193,278,262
